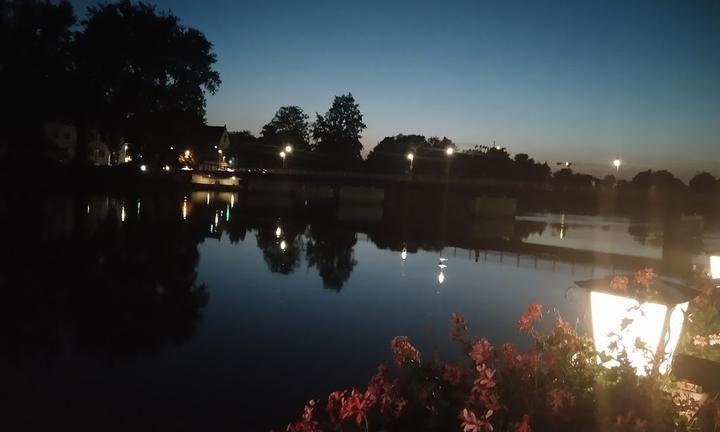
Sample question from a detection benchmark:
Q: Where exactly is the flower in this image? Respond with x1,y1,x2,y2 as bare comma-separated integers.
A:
442,363,464,385
634,267,656,287
470,338,493,365
610,275,629,292
460,408,494,432
390,336,421,366
517,303,543,332
554,317,573,336
450,312,468,341
285,400,321,432
339,389,368,425
515,414,531,432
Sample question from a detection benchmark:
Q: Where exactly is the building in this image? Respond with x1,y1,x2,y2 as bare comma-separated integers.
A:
43,121,117,166
179,125,231,170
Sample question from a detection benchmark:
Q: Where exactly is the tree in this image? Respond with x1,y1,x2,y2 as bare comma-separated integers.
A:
1,0,76,158
366,134,428,174
427,136,455,150
228,130,261,167
312,93,366,168
261,106,310,151
74,0,220,160
689,172,717,195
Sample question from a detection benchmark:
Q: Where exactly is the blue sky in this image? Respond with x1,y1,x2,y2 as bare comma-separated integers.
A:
70,0,720,178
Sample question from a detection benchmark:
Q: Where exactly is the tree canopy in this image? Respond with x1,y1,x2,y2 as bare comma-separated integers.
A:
74,0,220,157
312,93,366,168
260,106,310,151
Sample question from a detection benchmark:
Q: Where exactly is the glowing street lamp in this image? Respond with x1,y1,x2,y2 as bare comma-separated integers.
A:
613,158,621,173
275,226,282,238
140,164,147,172
401,247,407,260
284,145,293,154
280,151,286,168
406,152,414,173
445,147,454,156
280,240,287,251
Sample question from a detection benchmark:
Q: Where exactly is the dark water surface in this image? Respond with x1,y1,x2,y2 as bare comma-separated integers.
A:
2,190,718,431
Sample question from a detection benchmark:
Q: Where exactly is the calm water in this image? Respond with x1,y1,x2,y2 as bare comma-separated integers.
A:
2,190,718,431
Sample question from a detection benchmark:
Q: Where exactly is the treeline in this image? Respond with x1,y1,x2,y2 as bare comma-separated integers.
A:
1,0,220,162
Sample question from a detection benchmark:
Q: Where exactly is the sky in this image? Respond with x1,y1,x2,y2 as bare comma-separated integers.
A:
69,0,720,179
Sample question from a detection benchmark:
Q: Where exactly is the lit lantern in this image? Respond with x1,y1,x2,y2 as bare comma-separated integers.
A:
578,276,694,376
710,255,720,280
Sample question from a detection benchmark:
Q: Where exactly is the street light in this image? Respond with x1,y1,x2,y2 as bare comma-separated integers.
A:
445,147,454,156
406,152,414,173
140,164,147,172
613,158,621,173
280,151,286,168
284,145,293,154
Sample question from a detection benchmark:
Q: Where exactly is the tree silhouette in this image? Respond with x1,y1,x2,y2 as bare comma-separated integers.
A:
74,0,220,161
312,93,366,169
306,226,357,291
261,106,311,151
1,0,76,159
689,172,717,195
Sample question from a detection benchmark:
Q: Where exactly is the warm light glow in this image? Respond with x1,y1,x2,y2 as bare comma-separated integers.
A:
406,153,414,161
181,166,192,171
163,165,170,171
280,240,287,251
214,212,219,226
206,192,210,205
280,151,286,158
445,147,454,156
438,271,445,284
275,226,282,237
613,159,621,171
711,256,720,279
124,144,129,151
231,176,236,180
401,248,407,260
121,204,126,222
284,145,293,153
230,194,235,208
139,164,146,172
170,146,174,150
124,156,132,163
184,149,191,157
590,291,688,375
218,149,223,154
182,200,188,220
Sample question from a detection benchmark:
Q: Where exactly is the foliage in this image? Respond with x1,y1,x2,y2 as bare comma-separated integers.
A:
282,299,718,431
261,106,311,151
679,272,720,362
74,0,220,158
312,93,366,168
688,173,717,195
1,0,76,155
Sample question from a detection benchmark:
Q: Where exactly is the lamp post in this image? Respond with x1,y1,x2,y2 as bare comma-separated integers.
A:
406,152,414,174
445,147,454,178
613,158,621,173
280,151,286,169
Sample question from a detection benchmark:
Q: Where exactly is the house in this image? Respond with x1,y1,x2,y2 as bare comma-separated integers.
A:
180,125,230,170
43,121,117,166
43,120,78,162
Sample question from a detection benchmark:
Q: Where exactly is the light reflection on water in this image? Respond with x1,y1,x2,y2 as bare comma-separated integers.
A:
1,190,717,430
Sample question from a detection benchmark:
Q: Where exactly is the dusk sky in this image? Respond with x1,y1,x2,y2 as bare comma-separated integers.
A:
70,0,720,178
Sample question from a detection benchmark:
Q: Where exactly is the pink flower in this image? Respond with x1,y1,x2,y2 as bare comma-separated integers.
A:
470,338,493,365
517,304,543,331
285,400,321,432
442,363,464,385
634,267,656,287
339,389,368,425
390,336,421,366
460,408,494,432
516,414,531,432
610,275,629,292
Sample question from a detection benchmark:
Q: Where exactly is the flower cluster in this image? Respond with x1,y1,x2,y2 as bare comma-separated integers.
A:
610,275,629,292
517,303,542,332
390,336,420,366
634,267,656,286
469,337,493,365
459,407,494,432
693,333,720,347
285,400,321,432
